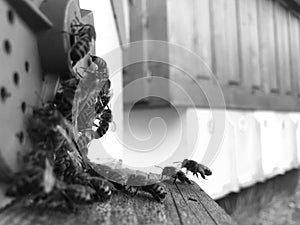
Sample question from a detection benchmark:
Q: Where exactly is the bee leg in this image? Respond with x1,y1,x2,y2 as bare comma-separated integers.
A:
172,177,177,184
199,171,206,180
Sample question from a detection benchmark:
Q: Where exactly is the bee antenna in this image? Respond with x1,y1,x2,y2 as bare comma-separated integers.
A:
173,161,182,164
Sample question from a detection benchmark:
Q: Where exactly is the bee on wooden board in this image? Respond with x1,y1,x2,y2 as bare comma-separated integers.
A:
125,174,168,203
155,166,192,184
88,162,167,203
69,18,96,66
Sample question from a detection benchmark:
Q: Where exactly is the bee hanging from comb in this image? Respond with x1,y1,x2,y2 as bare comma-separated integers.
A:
69,18,96,67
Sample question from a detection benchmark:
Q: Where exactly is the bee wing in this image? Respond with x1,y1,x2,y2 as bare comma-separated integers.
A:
43,158,56,194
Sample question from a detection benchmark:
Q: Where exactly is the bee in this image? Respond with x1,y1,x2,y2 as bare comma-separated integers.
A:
95,79,112,114
172,170,192,184
6,167,44,197
88,177,114,201
125,174,167,203
179,159,212,179
93,107,112,139
156,166,192,184
140,182,168,203
76,94,98,132
87,162,126,191
60,183,97,212
27,103,67,151
69,21,96,67
89,55,109,77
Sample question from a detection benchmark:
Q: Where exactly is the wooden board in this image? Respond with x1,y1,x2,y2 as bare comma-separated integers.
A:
257,0,278,93
211,0,240,85
0,182,236,225
288,13,300,96
237,0,261,90
274,1,292,95
193,0,212,80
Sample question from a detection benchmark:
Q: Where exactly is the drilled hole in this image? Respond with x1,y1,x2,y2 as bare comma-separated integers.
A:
21,101,26,113
25,61,30,72
4,39,11,54
7,9,14,24
16,131,24,144
0,86,11,102
13,72,19,86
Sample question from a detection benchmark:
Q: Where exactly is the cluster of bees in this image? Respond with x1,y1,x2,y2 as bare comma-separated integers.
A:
4,18,212,212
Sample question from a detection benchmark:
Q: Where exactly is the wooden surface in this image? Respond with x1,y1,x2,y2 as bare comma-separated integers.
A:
0,181,236,225
123,0,300,111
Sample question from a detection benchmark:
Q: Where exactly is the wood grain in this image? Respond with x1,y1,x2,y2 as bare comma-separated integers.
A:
211,0,240,85
0,182,237,225
288,12,300,95
274,1,292,94
237,0,261,90
257,0,278,93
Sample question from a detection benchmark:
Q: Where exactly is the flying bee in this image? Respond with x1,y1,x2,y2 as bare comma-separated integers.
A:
155,166,192,184
69,19,96,67
176,159,212,180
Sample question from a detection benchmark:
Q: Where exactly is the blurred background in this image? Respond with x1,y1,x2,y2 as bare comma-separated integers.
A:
80,0,300,223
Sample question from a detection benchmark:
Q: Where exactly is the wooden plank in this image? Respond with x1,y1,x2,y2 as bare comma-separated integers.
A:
288,13,300,96
145,0,169,106
237,0,261,90
167,80,300,111
274,1,292,95
123,0,145,87
193,0,212,80
257,0,278,93
0,182,236,225
167,0,197,81
211,0,240,85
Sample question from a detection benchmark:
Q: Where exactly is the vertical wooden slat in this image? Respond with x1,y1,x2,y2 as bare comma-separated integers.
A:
274,2,292,95
193,0,212,80
211,0,239,85
123,0,145,86
167,0,211,81
237,0,261,90
211,0,228,84
288,13,300,96
167,0,195,81
257,0,278,93
146,0,170,104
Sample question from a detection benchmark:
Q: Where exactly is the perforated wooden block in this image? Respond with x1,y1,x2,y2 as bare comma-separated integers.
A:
0,0,45,177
